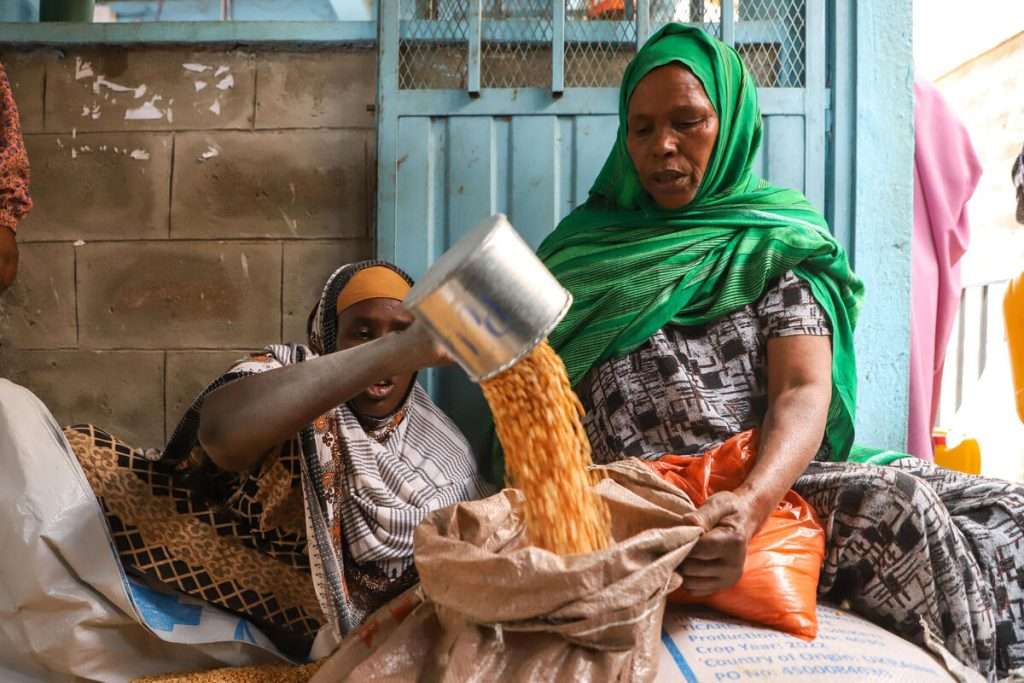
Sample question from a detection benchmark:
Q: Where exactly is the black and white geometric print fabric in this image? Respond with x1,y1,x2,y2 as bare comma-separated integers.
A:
795,459,1024,681
579,271,831,463
575,266,1024,680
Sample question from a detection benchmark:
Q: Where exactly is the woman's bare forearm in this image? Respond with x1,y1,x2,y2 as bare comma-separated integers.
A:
199,330,427,472
734,383,828,534
734,335,832,536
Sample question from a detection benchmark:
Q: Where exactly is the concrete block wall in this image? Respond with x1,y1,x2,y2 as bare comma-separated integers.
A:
0,46,376,448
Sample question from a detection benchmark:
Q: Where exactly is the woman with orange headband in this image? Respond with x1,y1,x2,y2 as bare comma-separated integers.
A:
46,261,490,665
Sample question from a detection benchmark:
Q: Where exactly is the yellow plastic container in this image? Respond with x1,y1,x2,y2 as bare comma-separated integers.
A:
1007,273,1024,425
933,430,981,475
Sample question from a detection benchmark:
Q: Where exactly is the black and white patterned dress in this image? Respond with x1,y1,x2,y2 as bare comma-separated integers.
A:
579,271,832,462
580,271,1024,681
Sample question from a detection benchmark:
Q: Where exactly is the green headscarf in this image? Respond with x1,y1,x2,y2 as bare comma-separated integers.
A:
531,24,864,474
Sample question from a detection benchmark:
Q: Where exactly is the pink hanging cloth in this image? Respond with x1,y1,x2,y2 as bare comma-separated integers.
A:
907,79,982,460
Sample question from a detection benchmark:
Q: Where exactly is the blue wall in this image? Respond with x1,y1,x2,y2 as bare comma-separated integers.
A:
379,0,917,452
0,0,39,21
840,0,915,450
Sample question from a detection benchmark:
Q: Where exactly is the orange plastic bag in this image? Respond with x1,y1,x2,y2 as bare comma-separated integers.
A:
645,430,825,639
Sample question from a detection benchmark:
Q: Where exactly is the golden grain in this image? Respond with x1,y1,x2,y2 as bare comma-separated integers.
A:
481,341,611,555
132,662,320,683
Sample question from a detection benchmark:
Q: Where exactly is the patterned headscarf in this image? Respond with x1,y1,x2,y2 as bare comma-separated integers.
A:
307,260,414,356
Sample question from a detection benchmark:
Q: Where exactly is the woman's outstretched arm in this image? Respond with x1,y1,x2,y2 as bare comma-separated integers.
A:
199,319,448,473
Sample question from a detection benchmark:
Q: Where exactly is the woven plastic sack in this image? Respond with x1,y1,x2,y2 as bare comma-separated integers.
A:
311,460,702,683
645,430,825,639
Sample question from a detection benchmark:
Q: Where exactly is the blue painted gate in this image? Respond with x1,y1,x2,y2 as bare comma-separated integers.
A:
376,0,914,453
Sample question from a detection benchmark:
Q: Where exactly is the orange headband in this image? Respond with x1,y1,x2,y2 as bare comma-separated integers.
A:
335,266,411,315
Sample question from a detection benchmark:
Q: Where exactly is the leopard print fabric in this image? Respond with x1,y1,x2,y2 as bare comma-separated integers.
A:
0,63,31,233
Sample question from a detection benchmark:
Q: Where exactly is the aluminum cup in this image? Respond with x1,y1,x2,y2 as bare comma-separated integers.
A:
404,214,572,382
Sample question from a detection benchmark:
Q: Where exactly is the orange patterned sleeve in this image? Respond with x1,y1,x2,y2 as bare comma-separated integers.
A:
0,62,32,234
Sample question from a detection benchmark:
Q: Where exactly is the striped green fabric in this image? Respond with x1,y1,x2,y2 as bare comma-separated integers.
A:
848,445,912,467
537,24,865,463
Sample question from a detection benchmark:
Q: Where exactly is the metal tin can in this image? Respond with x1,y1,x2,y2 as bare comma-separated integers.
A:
404,214,572,382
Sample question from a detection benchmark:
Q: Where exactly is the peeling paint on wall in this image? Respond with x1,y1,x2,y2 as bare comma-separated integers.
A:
60,141,153,163
125,97,165,121
93,76,147,99
64,56,239,128
179,62,237,122
74,57,94,81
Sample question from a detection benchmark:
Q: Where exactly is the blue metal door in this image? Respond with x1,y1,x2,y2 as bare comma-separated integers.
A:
377,0,831,453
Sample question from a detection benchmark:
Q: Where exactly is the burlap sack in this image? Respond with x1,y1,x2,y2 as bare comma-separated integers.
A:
311,459,701,683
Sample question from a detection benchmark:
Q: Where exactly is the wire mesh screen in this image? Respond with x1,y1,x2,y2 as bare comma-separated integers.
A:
649,0,722,39
564,0,636,87
399,0,470,89
735,0,805,87
397,0,806,91
481,0,553,88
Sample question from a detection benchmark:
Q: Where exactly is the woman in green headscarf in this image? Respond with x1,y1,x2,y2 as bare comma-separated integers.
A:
536,24,1024,680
